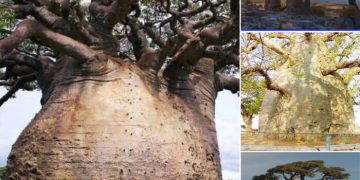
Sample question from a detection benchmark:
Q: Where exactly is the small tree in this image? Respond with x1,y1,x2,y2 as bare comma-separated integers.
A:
254,160,351,180
241,75,266,131
320,167,350,180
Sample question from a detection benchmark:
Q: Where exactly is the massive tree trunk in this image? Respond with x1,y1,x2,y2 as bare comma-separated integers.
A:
6,57,223,179
348,0,360,28
265,0,281,11
241,108,254,132
259,34,357,136
286,0,310,13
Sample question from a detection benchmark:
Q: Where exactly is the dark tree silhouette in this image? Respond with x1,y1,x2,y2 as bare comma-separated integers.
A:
320,167,350,180
253,160,351,180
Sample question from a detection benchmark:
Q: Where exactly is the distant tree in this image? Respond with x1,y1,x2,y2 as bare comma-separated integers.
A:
253,160,351,180
266,160,323,180
253,173,279,180
319,167,350,180
0,166,6,177
241,74,265,131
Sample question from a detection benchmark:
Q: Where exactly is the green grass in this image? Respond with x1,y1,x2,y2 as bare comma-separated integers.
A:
0,167,6,177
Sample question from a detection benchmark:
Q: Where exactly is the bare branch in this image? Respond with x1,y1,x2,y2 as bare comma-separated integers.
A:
204,46,239,70
89,0,138,29
322,59,360,76
216,74,239,93
0,19,98,64
0,52,42,71
0,73,36,107
200,16,238,46
241,67,287,95
249,33,290,59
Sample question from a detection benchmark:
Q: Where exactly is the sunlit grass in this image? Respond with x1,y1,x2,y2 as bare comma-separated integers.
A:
241,133,360,146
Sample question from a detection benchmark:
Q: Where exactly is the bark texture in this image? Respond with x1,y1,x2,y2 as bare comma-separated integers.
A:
0,0,239,179
6,58,222,179
259,34,358,135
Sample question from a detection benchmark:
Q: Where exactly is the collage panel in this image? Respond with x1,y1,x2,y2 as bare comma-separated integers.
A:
241,152,360,180
242,0,360,30
241,32,360,151
0,0,240,179
240,1,360,180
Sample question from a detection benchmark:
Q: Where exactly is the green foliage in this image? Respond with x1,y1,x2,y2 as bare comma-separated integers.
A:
0,166,7,177
267,160,323,179
241,74,266,115
254,160,350,180
320,167,350,180
0,7,15,29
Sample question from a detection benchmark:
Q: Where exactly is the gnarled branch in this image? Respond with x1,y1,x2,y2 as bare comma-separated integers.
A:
322,59,360,76
242,67,287,95
0,73,36,107
0,19,98,64
216,74,239,93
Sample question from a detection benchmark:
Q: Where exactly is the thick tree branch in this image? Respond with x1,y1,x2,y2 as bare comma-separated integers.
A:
105,0,138,28
5,3,97,45
142,25,166,48
0,52,42,70
0,19,98,64
322,59,360,75
241,67,287,95
216,74,239,93
249,33,290,59
126,17,148,60
199,16,239,46
204,46,239,71
0,73,36,107
0,79,35,90
137,37,176,73
89,0,138,29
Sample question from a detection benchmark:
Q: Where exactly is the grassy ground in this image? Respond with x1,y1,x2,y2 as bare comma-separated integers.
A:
0,167,6,178
242,133,360,147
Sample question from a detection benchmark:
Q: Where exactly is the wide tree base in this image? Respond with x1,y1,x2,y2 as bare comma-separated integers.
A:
5,63,221,179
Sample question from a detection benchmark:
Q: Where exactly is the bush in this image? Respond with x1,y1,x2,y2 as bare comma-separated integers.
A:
0,167,6,178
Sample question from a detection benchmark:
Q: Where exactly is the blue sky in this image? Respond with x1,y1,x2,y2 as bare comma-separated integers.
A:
0,88,240,180
242,152,360,180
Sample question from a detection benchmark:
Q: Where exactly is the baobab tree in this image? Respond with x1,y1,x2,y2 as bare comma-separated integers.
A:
0,0,239,179
266,0,360,17
241,33,360,135
265,0,309,12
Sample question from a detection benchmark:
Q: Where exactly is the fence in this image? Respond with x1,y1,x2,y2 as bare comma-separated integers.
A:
241,131,360,151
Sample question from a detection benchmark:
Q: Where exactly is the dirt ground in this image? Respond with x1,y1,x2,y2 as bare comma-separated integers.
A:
241,133,360,151
241,2,356,30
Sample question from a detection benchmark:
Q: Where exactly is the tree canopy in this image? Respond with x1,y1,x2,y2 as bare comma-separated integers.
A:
241,33,360,131
0,0,239,106
253,160,350,180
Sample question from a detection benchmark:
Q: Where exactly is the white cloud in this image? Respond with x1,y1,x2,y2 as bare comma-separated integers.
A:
222,169,240,180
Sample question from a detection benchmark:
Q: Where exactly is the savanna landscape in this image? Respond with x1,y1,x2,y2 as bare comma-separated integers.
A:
242,0,360,30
